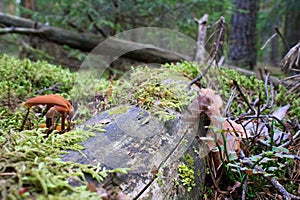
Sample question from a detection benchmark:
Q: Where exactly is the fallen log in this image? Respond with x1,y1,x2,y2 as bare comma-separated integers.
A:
62,70,209,199
0,12,190,63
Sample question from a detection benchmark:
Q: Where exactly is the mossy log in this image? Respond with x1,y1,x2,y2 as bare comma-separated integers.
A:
63,77,210,199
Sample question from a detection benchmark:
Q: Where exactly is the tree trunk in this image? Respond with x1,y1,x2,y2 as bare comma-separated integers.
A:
284,6,300,48
0,0,4,12
270,37,279,66
229,0,259,69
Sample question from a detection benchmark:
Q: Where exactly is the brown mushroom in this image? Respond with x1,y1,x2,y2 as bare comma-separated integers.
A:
23,94,73,132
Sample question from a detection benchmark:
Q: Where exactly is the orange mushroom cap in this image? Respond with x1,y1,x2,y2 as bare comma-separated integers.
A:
51,94,72,110
24,94,69,110
53,105,68,113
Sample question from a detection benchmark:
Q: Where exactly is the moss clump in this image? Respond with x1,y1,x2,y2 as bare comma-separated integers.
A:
110,66,197,121
0,55,130,199
0,54,75,102
163,60,200,79
178,153,196,192
0,127,112,200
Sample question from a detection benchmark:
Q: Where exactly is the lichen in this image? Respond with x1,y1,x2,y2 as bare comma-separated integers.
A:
108,105,130,115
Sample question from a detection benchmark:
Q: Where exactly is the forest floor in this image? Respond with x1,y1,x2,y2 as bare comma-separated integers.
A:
0,55,299,199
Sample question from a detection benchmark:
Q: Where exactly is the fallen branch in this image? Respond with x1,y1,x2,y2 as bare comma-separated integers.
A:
0,12,190,63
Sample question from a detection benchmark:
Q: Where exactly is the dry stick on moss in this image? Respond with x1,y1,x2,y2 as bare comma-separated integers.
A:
243,115,287,143
232,80,256,114
34,83,64,94
188,16,226,88
240,151,300,200
20,108,30,131
225,87,236,119
260,71,271,112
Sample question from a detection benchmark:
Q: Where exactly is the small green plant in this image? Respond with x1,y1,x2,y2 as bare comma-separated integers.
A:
178,163,195,192
177,153,196,192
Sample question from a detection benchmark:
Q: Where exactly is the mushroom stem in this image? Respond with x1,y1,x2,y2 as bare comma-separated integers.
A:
61,112,66,131
46,118,52,129
20,107,30,131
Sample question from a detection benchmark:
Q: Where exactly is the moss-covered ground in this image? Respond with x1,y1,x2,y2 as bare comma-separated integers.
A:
0,54,299,199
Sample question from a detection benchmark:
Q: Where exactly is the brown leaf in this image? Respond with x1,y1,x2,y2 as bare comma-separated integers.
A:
222,120,249,139
198,88,223,117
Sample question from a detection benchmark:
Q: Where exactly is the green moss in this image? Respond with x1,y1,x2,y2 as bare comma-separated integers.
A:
178,163,195,192
177,153,196,192
109,66,197,121
0,54,75,101
156,178,164,187
108,105,130,115
0,127,105,199
183,153,195,167
0,54,76,131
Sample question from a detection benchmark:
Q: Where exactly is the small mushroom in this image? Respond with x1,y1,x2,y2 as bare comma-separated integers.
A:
46,106,60,129
23,94,74,132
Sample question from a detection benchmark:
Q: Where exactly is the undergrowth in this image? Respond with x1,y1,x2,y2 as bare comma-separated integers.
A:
0,55,126,199
0,54,299,199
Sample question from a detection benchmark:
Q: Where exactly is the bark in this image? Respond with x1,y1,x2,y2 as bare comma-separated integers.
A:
229,0,259,69
0,12,190,64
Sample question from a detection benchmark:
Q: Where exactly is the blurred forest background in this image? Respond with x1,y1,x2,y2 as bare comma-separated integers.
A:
0,0,299,71
0,1,299,199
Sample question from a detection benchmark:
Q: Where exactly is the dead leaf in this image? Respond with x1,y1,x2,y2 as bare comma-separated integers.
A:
198,88,223,119
222,120,249,138
272,104,290,120
150,165,158,176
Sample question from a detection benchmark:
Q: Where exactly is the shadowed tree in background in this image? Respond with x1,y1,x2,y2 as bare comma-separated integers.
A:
229,0,259,69
283,1,300,48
